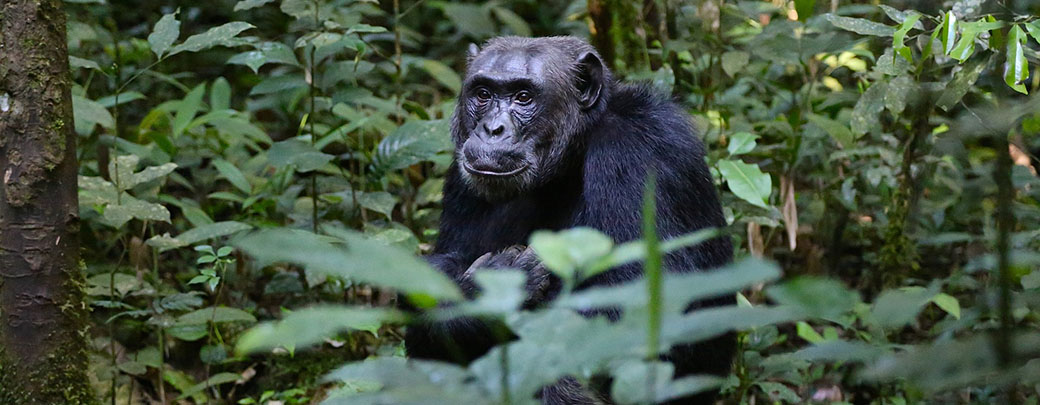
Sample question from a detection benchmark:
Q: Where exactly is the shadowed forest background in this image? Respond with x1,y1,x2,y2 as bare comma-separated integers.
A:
1,0,1040,404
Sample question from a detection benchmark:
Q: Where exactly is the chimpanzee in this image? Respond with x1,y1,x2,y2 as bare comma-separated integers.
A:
405,36,734,404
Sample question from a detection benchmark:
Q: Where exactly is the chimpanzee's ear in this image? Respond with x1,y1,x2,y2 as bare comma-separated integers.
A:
575,51,605,110
467,43,480,60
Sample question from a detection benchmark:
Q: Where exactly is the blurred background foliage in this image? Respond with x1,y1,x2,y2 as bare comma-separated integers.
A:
62,0,1040,403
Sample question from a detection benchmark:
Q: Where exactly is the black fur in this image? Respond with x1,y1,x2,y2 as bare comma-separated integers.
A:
405,36,734,405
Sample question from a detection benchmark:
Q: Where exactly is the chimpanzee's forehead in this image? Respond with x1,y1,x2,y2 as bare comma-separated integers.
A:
468,48,555,83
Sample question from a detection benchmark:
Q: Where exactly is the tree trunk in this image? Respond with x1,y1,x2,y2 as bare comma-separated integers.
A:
0,0,95,403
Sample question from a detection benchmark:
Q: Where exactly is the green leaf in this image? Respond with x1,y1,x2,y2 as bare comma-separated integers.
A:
825,14,895,37
173,84,206,137
727,132,758,155
102,194,171,227
1026,21,1040,45
146,221,253,251
234,0,274,11
358,191,398,219
884,75,915,116
210,77,231,111
236,306,404,354
766,277,859,319
72,95,114,135
212,159,251,194
228,41,300,73
937,58,986,111
793,0,814,22
1005,24,1029,95
176,306,257,325
718,159,771,208
69,56,101,71
807,114,853,149
421,60,462,94
941,11,957,55
148,11,181,58
795,321,825,343
930,293,961,319
721,51,749,77
176,372,241,400
850,81,887,135
491,6,531,36
235,228,463,300
529,227,614,280
168,22,255,56
372,119,452,175
130,163,178,188
870,286,935,328
438,3,494,37
346,24,388,35
892,12,921,62
267,139,334,172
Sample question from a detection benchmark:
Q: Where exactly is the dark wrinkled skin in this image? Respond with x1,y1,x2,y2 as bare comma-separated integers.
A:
405,36,734,405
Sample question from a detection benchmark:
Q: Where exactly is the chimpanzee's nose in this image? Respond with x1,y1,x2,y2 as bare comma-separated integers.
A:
483,122,505,136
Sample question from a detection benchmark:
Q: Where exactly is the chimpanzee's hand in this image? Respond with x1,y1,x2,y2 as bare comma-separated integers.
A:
461,245,555,308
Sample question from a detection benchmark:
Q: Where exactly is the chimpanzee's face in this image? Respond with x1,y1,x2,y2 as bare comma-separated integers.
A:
454,46,587,200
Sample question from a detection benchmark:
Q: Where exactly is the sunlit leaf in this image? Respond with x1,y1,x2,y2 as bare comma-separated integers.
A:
718,159,771,208
148,11,180,58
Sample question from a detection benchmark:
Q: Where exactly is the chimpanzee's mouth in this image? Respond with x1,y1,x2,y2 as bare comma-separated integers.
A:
462,161,529,177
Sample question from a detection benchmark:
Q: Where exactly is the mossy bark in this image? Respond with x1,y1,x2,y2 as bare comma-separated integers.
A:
0,0,95,403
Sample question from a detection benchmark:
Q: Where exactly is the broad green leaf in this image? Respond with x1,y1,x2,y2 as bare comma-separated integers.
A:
766,277,860,319
345,24,388,35
864,333,1040,392
249,73,307,95
850,81,887,135
86,273,141,297
1005,25,1029,95
72,95,114,135
941,11,957,55
878,5,923,29
584,228,718,278
796,321,825,343
69,56,101,71
176,306,257,325
173,84,206,137
267,139,334,172
560,257,781,313
793,0,814,22
235,228,463,300
892,12,921,62
148,11,180,58
323,358,486,405
727,132,758,155
611,360,722,404
147,221,253,251
212,159,251,194
930,293,960,319
102,194,171,227
870,286,935,328
884,75,915,116
130,163,178,188
421,60,462,93
491,6,531,36
97,91,146,108
168,22,254,56
228,41,300,73
280,0,317,20
176,372,240,400
825,14,895,37
78,175,118,206
937,58,986,111
949,29,979,62
109,155,139,189
234,0,274,11
358,191,398,219
807,114,853,149
372,119,452,174
439,3,494,37
718,159,771,208
1026,21,1040,45
210,78,231,111
721,51,749,77
529,227,614,280
236,306,404,354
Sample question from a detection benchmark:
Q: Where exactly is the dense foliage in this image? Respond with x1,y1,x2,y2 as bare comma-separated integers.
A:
54,0,1040,403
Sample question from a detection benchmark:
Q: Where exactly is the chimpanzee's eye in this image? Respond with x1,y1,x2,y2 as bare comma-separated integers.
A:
475,88,492,102
514,91,533,105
